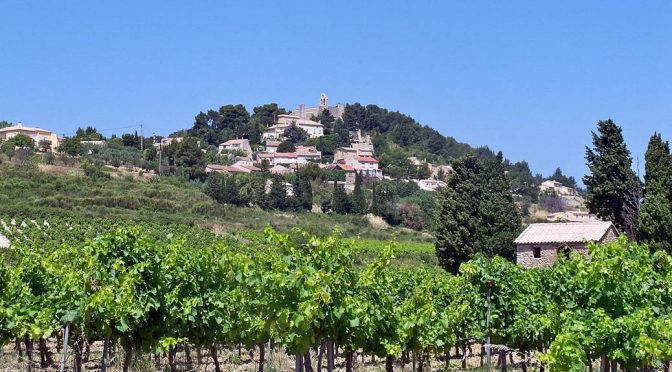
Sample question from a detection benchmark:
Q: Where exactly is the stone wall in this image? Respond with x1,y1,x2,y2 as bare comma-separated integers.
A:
517,243,588,268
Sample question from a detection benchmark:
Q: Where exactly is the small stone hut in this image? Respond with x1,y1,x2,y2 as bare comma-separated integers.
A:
515,221,618,268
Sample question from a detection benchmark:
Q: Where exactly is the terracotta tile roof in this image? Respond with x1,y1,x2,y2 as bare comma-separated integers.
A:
356,156,378,163
206,164,228,171
221,139,248,146
515,221,616,245
274,152,298,158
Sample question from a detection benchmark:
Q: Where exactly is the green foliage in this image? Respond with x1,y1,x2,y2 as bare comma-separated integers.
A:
638,133,672,253
331,180,351,214
2,221,669,371
75,126,103,141
276,140,295,153
351,171,367,214
584,119,640,238
435,153,522,273
283,124,309,144
548,167,578,189
57,137,84,156
173,136,205,180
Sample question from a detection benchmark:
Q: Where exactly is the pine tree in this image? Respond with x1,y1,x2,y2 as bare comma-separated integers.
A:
331,180,351,214
435,153,522,274
638,133,672,253
584,119,640,239
351,171,367,214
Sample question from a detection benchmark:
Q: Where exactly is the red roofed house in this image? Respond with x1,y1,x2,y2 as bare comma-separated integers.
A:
515,221,618,268
327,163,357,185
345,156,383,180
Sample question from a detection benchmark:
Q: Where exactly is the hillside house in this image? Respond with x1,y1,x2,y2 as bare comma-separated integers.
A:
205,162,261,174
292,93,345,120
515,221,618,268
153,137,183,149
258,147,321,166
540,180,576,196
334,143,374,163
262,114,324,140
415,179,447,192
0,233,9,248
269,165,293,175
327,163,357,186
265,140,281,153
547,210,597,222
343,156,383,180
430,164,453,179
219,139,252,155
0,123,59,150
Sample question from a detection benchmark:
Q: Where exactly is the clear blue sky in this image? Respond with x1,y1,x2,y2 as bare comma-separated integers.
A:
1,1,670,181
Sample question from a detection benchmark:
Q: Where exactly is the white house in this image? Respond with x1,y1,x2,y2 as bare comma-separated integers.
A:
219,139,252,155
540,180,576,196
154,137,183,149
415,179,447,192
0,123,60,150
262,114,324,140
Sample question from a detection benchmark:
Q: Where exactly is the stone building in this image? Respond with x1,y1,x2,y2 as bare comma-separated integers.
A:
292,93,345,120
515,221,618,268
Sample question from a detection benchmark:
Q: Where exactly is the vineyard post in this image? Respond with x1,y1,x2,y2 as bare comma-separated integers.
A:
101,269,116,372
485,279,494,372
58,323,70,372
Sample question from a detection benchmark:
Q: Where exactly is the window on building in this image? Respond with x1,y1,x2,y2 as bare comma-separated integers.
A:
533,247,541,258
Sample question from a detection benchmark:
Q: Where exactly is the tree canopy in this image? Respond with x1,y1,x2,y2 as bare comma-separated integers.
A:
584,119,640,239
435,153,522,273
638,133,672,253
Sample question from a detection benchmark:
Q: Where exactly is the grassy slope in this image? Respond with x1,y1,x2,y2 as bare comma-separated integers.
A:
0,164,438,267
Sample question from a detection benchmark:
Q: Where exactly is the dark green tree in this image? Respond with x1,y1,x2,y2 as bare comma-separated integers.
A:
57,137,84,156
0,120,12,129
292,172,313,211
276,141,296,153
204,172,225,203
283,124,309,144
9,133,35,149
222,175,240,205
174,137,205,180
584,119,640,239
341,103,365,131
638,133,672,253
371,181,401,225
268,175,287,210
351,171,367,214
331,181,351,214
548,167,577,189
435,153,522,273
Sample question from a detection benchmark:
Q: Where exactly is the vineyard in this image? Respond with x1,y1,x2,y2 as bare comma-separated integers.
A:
1,217,672,372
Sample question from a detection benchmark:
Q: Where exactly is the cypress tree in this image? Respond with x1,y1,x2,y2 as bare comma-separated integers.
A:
351,171,367,214
332,180,351,214
435,153,522,274
292,173,313,211
583,119,640,239
222,175,240,205
269,175,287,210
638,133,672,253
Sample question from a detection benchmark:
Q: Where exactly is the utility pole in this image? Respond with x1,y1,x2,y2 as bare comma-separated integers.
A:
140,124,144,152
